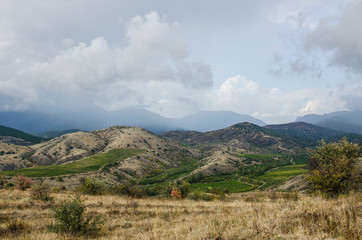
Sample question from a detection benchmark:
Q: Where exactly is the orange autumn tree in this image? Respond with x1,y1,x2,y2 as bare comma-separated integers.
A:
170,188,182,199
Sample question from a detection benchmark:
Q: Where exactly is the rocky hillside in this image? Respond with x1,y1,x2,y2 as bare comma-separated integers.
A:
264,122,342,143
0,143,33,171
265,122,362,144
162,122,304,153
0,126,197,183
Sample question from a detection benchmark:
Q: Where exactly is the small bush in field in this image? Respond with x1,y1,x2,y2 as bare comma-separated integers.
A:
125,200,140,211
268,191,278,202
6,219,30,234
13,175,31,191
76,177,105,195
188,191,214,201
0,176,7,189
282,192,299,201
108,184,145,198
49,195,103,236
31,183,52,201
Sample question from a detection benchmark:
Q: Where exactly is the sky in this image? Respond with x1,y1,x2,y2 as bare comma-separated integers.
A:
0,0,361,123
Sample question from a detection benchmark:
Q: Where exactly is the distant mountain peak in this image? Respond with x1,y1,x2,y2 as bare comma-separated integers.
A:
296,110,362,134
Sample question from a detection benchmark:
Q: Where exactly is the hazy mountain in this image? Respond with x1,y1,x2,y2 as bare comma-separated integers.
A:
296,111,362,134
0,108,264,134
107,107,179,133
38,129,85,139
0,108,108,134
0,125,44,145
175,111,265,132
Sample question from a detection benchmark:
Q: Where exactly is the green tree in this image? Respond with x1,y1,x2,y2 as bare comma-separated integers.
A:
307,138,360,197
49,195,103,236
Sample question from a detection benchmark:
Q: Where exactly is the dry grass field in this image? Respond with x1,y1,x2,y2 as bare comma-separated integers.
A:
0,189,360,240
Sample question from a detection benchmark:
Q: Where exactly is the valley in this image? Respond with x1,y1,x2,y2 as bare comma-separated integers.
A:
0,121,327,193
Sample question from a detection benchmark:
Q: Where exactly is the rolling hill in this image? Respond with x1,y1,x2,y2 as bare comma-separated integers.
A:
0,126,198,188
264,122,343,142
265,121,362,144
0,125,45,145
162,122,304,153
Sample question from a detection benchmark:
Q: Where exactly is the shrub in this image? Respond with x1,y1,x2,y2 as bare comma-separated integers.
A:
57,177,64,182
189,172,204,183
188,191,214,201
125,200,140,211
0,176,7,189
31,183,52,201
282,192,299,201
76,178,105,195
108,184,145,198
13,175,32,191
6,219,30,234
49,195,103,236
307,138,361,198
179,181,190,198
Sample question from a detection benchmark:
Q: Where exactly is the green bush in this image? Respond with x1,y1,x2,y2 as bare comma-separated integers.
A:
108,184,145,198
307,138,361,198
76,177,105,195
49,195,103,236
188,191,214,201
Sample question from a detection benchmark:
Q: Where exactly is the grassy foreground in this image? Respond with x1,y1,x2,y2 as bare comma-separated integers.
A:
0,149,143,177
0,189,360,239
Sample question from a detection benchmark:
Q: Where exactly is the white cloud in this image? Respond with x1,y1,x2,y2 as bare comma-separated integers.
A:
205,75,348,123
0,11,212,112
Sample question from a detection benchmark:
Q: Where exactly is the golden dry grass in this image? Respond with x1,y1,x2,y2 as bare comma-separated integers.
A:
0,189,360,240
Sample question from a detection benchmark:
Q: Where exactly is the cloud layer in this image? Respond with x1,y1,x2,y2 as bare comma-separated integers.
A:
1,11,212,112
0,1,360,124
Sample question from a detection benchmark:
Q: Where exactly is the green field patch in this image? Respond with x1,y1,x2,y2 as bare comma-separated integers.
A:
256,155,308,190
139,160,198,185
190,180,253,193
0,149,143,177
263,164,307,177
237,153,287,160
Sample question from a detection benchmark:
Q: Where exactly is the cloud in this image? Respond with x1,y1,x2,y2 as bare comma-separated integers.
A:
0,11,212,112
305,1,362,75
205,75,348,123
272,0,362,78
0,2,359,123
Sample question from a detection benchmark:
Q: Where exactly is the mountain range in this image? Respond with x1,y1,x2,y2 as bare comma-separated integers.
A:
0,107,265,134
0,118,360,189
296,110,362,134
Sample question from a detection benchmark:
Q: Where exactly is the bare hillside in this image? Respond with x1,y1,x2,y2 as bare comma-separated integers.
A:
0,143,33,171
30,131,106,165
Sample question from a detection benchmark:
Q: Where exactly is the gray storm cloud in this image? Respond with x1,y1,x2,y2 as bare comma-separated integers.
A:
305,1,362,75
0,11,213,111
0,1,360,123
